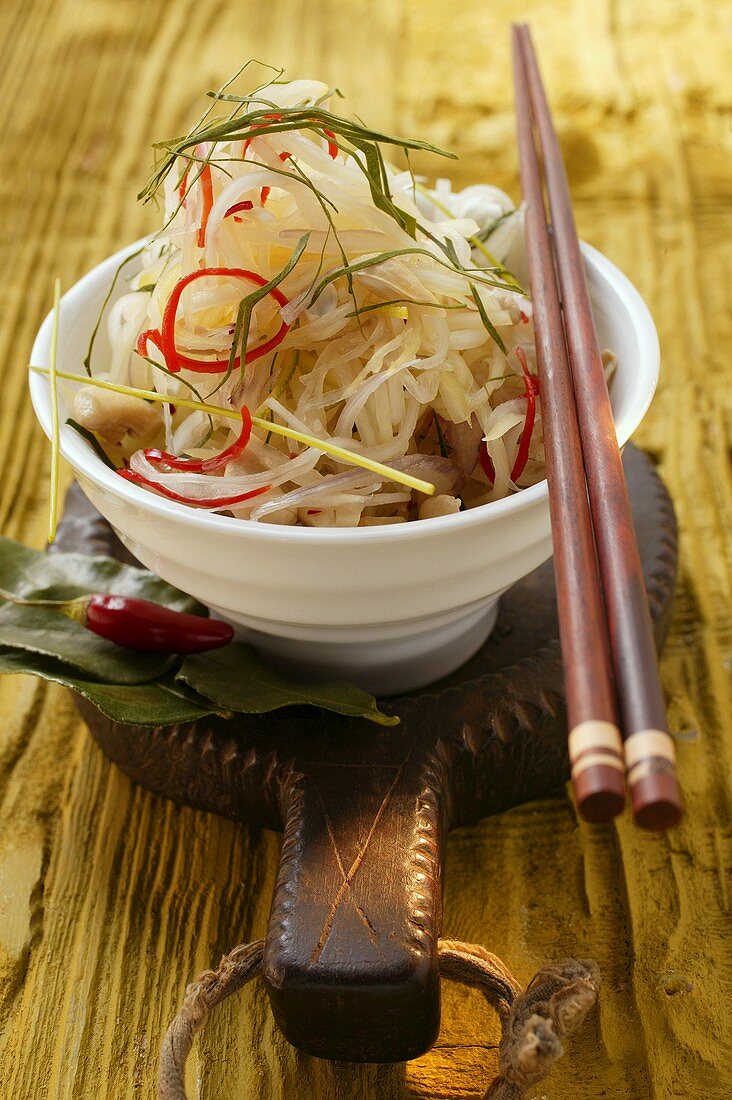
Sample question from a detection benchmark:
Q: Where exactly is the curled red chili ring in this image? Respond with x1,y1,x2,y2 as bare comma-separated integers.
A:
139,267,290,375
145,407,252,474
510,347,540,482
117,468,271,509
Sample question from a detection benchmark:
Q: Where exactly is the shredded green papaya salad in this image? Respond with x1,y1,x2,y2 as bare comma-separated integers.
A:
67,65,578,527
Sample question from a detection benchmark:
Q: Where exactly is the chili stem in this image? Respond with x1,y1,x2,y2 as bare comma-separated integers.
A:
29,366,436,496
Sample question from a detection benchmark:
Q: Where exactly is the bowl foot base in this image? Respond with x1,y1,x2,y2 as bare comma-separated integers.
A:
215,596,502,697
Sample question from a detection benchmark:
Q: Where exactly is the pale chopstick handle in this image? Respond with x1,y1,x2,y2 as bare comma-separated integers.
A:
623,729,680,831
569,720,625,822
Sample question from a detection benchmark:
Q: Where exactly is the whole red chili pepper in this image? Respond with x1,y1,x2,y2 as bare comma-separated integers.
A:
144,407,252,474
82,594,233,652
0,587,234,654
117,468,271,508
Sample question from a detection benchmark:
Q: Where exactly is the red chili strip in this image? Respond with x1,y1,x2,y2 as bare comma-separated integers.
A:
150,267,289,375
225,199,254,223
197,164,214,248
145,407,252,474
478,441,495,484
510,347,540,482
322,127,338,159
260,151,291,207
117,468,270,508
137,328,164,358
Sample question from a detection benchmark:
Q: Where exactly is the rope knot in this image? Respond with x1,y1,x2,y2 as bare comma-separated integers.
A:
487,958,601,1099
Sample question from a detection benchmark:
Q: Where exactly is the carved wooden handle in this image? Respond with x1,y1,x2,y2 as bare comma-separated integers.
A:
263,730,445,1062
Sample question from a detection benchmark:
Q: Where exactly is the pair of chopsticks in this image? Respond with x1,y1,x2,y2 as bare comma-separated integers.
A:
511,25,681,830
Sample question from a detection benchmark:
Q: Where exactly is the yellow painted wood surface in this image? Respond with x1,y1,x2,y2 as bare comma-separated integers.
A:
0,1,730,1096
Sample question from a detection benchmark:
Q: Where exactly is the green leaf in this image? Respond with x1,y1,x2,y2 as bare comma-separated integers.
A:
177,643,399,726
0,537,205,684
469,283,508,356
0,536,396,729
308,247,516,308
0,648,215,726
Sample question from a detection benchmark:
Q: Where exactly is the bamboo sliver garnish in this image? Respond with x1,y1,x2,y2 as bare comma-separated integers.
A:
47,280,62,544
28,366,436,497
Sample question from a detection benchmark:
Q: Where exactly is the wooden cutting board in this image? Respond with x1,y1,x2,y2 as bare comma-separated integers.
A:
55,443,677,1064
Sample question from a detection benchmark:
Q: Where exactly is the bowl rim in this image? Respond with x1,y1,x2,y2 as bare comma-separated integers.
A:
29,237,659,545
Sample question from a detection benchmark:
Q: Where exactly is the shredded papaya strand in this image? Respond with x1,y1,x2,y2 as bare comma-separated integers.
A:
28,367,437,495
510,346,540,482
117,468,270,508
157,267,289,374
145,407,252,473
241,112,283,158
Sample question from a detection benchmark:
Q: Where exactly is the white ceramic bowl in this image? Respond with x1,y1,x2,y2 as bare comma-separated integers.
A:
29,239,659,696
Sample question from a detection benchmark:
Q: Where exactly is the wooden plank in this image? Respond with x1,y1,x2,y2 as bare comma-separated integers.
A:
0,0,729,1095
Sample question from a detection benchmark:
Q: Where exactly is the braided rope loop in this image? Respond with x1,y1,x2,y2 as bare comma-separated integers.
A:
158,939,599,1100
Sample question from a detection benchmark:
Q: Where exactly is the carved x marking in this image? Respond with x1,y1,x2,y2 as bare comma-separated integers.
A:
309,743,415,964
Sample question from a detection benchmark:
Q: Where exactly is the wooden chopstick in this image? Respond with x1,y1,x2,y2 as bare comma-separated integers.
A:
511,29,625,824
513,24,682,830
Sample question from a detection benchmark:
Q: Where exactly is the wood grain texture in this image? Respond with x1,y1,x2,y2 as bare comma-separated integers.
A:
0,0,730,1097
